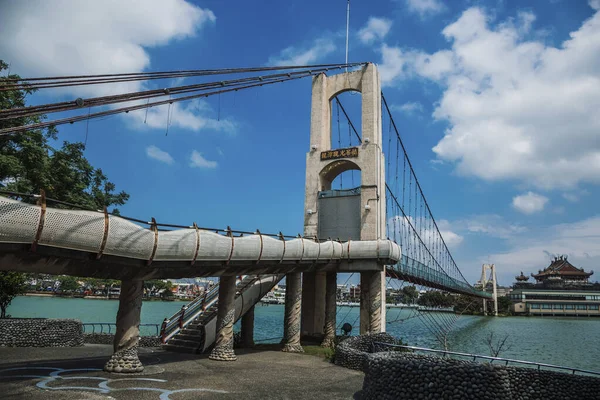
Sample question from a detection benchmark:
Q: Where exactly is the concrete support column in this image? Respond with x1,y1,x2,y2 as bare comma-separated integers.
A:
300,271,326,339
368,271,383,333
104,279,144,373
241,305,255,347
360,272,371,334
321,271,337,348
282,272,303,353
209,276,237,361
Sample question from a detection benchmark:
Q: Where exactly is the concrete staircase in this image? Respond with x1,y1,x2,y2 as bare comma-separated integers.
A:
162,275,282,354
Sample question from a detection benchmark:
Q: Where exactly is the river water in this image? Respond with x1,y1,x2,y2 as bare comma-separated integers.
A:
8,296,600,371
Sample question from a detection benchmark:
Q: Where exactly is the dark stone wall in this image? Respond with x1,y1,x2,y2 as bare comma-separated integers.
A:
335,334,600,400
361,352,600,400
0,318,83,347
334,332,399,370
83,333,161,347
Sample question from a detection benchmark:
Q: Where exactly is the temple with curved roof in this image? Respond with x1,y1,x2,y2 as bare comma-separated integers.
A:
531,255,593,286
510,256,599,317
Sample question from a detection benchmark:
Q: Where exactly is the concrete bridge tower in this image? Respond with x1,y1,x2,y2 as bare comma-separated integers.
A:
299,63,387,341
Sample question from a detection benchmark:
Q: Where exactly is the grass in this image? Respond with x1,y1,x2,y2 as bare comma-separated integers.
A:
302,345,335,361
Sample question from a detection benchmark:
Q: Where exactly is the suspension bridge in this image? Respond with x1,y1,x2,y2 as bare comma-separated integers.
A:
0,62,491,373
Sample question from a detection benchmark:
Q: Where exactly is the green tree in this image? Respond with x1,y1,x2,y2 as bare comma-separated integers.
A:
417,291,454,308
58,276,80,293
0,60,129,213
0,60,130,312
0,272,28,318
496,296,513,315
453,294,484,315
401,286,419,304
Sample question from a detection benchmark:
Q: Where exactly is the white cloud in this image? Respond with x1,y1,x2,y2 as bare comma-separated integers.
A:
404,0,446,18
391,102,424,115
190,150,217,169
458,214,527,239
130,99,237,134
562,193,579,203
590,0,600,11
146,146,174,165
269,38,336,66
485,216,600,284
358,17,392,44
562,190,588,203
379,6,600,189
437,219,464,247
512,192,549,214
0,0,222,133
378,44,409,85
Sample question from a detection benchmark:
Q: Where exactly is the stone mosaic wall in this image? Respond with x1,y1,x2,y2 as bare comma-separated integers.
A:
83,333,161,347
334,332,399,370
0,318,83,347
361,352,600,400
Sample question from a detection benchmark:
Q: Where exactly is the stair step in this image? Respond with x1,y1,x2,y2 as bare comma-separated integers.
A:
176,333,204,342
180,328,203,335
168,338,202,348
162,344,200,354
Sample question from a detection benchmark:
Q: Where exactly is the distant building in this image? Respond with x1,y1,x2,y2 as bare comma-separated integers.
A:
510,256,600,317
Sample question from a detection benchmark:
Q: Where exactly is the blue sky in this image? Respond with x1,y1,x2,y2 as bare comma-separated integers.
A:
1,0,599,285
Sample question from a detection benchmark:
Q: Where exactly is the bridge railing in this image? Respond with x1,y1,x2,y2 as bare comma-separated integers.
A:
388,255,491,298
82,323,160,337
373,343,600,377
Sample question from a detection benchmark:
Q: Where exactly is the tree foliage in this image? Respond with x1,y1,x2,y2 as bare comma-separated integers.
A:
0,60,130,314
0,272,28,318
58,276,80,293
453,294,484,315
401,286,419,304
0,60,129,213
417,291,454,308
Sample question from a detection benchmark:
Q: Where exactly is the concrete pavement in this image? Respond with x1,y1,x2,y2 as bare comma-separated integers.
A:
0,344,364,399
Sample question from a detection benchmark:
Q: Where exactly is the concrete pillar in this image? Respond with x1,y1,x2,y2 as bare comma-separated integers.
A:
321,271,337,348
300,271,326,339
209,275,237,361
241,305,255,347
282,272,303,353
104,279,144,373
360,272,371,334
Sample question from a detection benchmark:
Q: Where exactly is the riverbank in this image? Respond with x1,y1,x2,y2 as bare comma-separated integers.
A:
23,292,190,301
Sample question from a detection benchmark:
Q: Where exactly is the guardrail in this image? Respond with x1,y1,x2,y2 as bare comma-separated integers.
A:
82,323,160,336
372,342,600,377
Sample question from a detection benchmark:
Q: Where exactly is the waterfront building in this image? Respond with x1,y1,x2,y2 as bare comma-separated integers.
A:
510,256,600,317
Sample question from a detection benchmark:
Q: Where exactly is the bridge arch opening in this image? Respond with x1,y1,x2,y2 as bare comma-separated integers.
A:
319,159,361,191
329,90,361,190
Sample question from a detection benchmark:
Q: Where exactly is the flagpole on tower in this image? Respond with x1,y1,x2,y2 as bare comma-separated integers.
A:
345,0,350,72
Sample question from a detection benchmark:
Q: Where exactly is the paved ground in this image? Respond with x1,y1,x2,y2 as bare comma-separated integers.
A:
0,345,365,399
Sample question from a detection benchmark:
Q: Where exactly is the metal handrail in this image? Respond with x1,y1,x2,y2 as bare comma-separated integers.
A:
373,343,600,377
160,276,249,343
82,323,160,336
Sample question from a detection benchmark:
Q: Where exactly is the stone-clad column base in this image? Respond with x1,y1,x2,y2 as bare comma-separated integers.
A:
321,271,337,348
209,276,237,361
104,347,144,373
104,279,144,373
282,272,303,353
